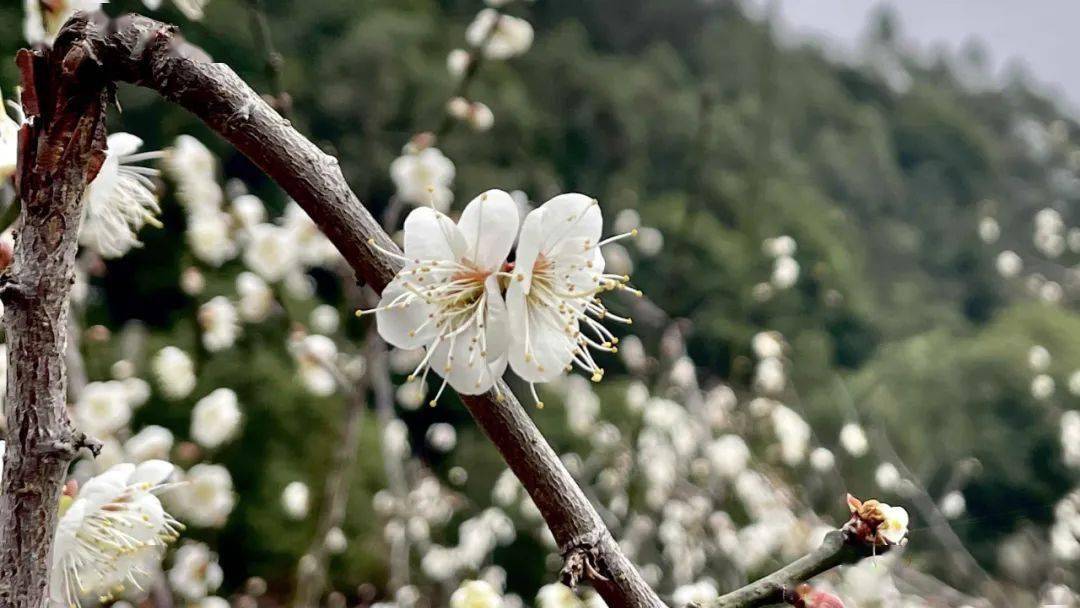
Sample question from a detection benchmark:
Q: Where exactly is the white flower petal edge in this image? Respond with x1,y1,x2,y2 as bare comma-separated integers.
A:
364,190,519,399
506,194,640,406
51,461,182,608
80,133,164,259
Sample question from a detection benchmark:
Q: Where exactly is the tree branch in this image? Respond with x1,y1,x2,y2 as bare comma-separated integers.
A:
0,19,109,607
699,529,878,608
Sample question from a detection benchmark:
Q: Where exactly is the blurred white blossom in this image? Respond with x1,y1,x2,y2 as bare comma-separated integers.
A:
191,388,242,449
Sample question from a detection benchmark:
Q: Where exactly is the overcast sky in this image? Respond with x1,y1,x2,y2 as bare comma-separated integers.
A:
768,0,1080,112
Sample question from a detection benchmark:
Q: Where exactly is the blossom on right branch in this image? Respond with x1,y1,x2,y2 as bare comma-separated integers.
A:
845,494,910,546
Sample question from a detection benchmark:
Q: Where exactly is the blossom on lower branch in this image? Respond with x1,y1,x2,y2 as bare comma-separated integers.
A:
362,190,519,399
50,461,182,608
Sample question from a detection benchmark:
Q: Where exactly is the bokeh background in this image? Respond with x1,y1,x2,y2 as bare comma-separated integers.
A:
2,1,1080,607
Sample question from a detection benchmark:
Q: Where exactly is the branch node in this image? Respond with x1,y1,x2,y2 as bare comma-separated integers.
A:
560,543,609,588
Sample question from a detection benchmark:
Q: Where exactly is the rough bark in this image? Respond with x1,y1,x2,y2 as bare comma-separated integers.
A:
0,20,108,608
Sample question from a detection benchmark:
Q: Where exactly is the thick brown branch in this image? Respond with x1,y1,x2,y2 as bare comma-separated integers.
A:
77,13,665,608
0,17,109,607
700,529,878,608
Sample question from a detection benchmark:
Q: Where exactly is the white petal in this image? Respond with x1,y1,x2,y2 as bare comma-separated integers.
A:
457,189,519,271
375,276,439,350
537,193,602,260
106,132,144,157
514,205,546,294
403,207,466,262
506,282,575,383
130,459,174,486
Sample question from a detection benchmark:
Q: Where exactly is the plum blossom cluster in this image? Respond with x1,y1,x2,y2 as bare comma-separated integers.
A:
363,190,640,407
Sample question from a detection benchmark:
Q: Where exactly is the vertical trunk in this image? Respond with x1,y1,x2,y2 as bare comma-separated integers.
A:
0,20,108,608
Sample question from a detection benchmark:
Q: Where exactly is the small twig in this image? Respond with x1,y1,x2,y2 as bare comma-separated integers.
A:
244,0,289,115
433,8,503,140
700,529,879,608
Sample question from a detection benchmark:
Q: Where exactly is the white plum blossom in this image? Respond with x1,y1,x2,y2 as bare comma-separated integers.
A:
978,216,1000,243
170,464,236,528
283,202,339,268
1028,345,1051,371
325,526,348,554
771,255,799,289
79,133,163,259
940,491,966,518
751,331,784,359
1061,410,1080,468
469,102,495,132
198,296,241,352
878,503,910,544
236,271,274,322
153,346,197,400
426,423,458,453
0,87,19,183
165,135,223,214
282,481,310,520
390,147,456,210
536,583,581,608
447,48,472,77
191,388,242,449
450,580,502,608
506,194,639,405
291,334,339,397
50,461,181,608
770,404,810,465
366,191,519,399
125,425,175,462
996,250,1023,278
635,226,664,256
310,304,340,334
168,542,224,601
187,210,237,266
466,9,534,60
672,581,718,606
74,381,133,438
244,223,298,282
1032,374,1055,400
839,422,869,457
762,235,797,258
181,266,206,295
230,193,267,229
875,462,901,490
706,435,750,479
809,447,835,471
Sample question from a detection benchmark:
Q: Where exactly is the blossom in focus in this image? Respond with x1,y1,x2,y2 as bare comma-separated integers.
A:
877,503,910,545
198,296,241,351
191,388,242,449
0,87,19,183
74,381,133,438
390,147,456,210
170,464,235,528
50,461,181,608
168,542,224,601
466,9,534,60
450,580,502,608
365,191,519,398
79,133,163,259
153,346,197,400
506,194,639,405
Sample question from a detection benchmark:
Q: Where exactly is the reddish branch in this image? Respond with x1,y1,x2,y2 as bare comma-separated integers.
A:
0,13,892,608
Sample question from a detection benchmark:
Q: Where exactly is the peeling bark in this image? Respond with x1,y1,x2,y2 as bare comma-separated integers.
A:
0,17,109,608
